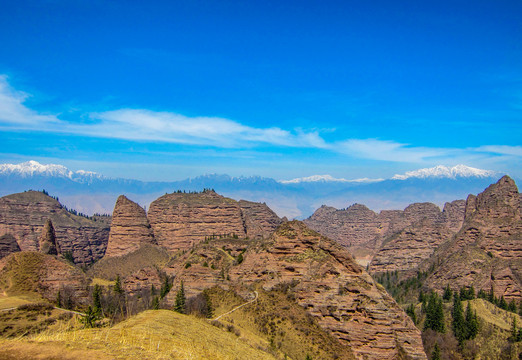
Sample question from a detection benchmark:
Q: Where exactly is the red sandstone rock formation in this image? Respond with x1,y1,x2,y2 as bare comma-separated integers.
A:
39,219,59,255
0,191,109,265
229,221,427,360
424,176,522,301
105,195,156,258
148,190,281,252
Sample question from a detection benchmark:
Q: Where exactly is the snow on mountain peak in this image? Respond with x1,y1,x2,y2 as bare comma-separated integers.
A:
279,174,384,184
391,165,497,180
0,160,104,182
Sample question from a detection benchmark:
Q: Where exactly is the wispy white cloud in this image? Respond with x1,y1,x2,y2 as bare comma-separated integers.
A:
0,75,60,126
0,75,520,166
80,109,324,148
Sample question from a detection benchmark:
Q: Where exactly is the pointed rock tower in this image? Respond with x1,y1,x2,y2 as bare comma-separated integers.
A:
425,175,522,301
39,219,58,255
105,195,156,257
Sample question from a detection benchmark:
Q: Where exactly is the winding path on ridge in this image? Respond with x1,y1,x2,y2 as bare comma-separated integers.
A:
211,291,258,321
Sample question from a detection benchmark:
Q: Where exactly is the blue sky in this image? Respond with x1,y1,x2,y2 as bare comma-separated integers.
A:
0,0,521,181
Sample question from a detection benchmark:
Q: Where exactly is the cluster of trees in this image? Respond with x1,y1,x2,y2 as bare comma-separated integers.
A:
75,275,214,328
451,294,479,344
204,233,240,241
375,270,429,303
173,188,215,194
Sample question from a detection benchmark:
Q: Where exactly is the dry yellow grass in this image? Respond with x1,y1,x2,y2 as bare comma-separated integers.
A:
9,310,277,360
0,294,43,310
468,298,521,331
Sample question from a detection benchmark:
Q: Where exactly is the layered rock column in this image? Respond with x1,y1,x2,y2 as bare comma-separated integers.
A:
104,195,156,257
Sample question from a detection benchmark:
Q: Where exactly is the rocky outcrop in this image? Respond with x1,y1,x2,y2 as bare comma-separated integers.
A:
238,200,282,239
123,266,163,298
0,191,110,265
368,200,467,274
0,251,87,302
39,219,58,255
105,195,156,258
0,234,20,259
305,201,465,265
369,218,455,274
148,190,281,252
424,176,522,301
229,221,427,360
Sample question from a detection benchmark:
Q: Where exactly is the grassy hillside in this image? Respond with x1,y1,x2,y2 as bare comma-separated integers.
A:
3,309,278,360
207,285,356,360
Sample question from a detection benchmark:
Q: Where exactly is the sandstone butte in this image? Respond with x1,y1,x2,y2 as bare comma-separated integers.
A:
147,190,282,252
227,221,427,360
0,191,110,265
423,175,522,301
104,195,156,258
304,200,466,265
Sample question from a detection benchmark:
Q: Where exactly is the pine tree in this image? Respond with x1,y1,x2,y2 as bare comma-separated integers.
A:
465,303,478,340
204,292,213,319
160,276,172,299
56,290,62,307
431,343,441,360
443,285,452,301
452,294,466,343
499,296,508,310
424,292,445,333
151,296,160,310
511,317,518,342
508,300,517,313
174,281,186,314
114,275,124,296
92,284,102,316
406,303,417,324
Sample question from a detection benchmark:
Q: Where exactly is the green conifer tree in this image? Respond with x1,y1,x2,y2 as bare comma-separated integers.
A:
443,285,453,301
174,281,186,314
452,294,466,343
114,274,124,296
431,343,441,360
424,292,445,333
465,302,478,340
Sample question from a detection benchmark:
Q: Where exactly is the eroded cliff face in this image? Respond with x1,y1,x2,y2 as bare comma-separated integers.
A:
105,195,156,258
369,200,466,274
229,221,427,360
0,191,109,265
305,201,465,266
0,251,88,302
425,176,522,301
148,191,281,252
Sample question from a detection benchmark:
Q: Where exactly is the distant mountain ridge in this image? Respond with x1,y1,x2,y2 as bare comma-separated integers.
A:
0,161,508,219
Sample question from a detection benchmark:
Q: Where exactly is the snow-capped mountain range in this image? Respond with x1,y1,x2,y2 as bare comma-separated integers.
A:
0,160,105,183
391,165,497,180
0,161,508,219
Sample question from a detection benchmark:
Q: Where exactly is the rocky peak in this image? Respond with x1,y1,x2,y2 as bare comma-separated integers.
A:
39,219,58,255
230,221,426,359
473,175,520,218
424,176,522,301
105,195,156,258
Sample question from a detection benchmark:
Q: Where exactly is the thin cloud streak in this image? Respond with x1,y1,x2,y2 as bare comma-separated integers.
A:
0,75,520,165
0,75,60,126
